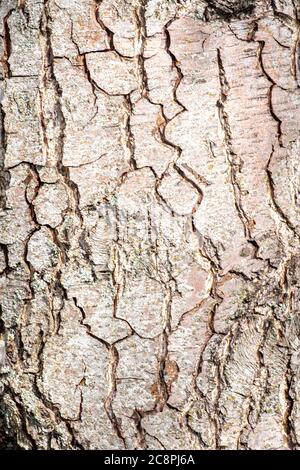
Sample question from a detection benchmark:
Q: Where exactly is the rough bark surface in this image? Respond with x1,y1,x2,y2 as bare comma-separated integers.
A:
0,0,300,450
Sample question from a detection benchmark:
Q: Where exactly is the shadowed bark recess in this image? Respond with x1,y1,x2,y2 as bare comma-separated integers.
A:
0,0,300,450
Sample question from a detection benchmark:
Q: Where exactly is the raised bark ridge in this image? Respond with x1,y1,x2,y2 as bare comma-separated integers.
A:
0,0,300,450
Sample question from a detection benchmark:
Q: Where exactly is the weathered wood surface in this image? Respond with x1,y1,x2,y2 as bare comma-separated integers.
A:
0,0,300,450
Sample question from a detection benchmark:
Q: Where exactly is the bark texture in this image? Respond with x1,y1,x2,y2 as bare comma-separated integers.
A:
0,0,300,450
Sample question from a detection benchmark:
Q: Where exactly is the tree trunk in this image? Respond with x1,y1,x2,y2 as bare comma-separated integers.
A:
0,0,300,450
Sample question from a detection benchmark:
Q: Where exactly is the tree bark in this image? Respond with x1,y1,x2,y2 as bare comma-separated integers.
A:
0,0,300,450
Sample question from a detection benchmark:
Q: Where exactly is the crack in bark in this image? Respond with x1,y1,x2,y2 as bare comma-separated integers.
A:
94,0,115,52
104,345,127,447
72,296,127,447
121,94,137,170
0,104,10,212
217,48,252,242
282,353,297,449
257,41,284,147
5,388,37,449
131,409,146,449
133,0,148,98
265,145,300,241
